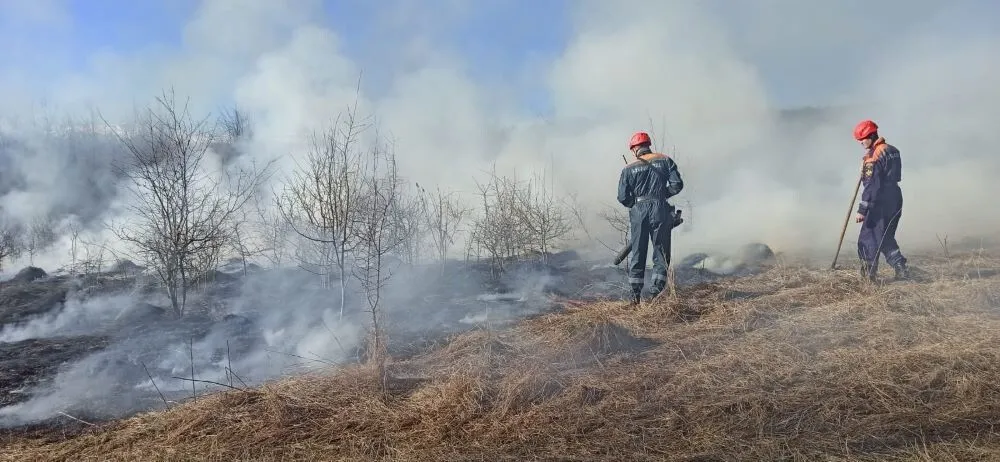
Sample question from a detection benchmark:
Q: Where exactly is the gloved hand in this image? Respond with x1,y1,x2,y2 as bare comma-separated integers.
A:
671,209,684,228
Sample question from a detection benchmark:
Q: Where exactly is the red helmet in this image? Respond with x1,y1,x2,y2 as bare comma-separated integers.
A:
853,119,878,140
629,131,652,150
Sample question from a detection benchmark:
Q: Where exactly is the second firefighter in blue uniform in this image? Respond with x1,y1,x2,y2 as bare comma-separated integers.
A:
853,119,910,281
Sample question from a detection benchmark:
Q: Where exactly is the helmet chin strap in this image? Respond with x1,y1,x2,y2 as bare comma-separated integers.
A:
634,145,653,156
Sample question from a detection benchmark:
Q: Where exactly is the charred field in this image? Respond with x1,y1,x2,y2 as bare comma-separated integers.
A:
1,242,1000,460
0,245,769,439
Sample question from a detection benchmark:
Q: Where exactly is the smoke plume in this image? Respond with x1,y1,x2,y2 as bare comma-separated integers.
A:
0,0,997,427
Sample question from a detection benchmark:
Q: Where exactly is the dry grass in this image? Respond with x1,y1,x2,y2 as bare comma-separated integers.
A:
5,248,1000,461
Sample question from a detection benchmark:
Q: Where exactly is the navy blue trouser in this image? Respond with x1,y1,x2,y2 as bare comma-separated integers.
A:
628,198,672,296
858,187,907,277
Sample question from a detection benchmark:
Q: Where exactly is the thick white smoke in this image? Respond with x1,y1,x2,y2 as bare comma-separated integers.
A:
0,0,997,427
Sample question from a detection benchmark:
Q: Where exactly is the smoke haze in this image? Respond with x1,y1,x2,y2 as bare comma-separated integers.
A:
1,1,996,264
0,0,998,426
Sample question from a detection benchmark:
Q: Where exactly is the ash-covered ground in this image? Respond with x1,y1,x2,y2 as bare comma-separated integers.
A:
0,243,774,433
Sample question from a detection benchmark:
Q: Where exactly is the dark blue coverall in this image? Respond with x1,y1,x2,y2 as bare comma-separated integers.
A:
857,137,908,279
617,146,684,299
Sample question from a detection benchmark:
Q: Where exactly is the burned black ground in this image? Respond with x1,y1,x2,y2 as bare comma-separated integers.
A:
0,244,774,433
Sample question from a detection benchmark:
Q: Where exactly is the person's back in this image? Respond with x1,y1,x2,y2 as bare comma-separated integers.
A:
862,137,901,188
867,140,902,184
618,152,682,205
617,132,684,305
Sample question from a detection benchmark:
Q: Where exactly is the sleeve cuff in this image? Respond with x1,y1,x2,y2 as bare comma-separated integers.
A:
857,200,869,214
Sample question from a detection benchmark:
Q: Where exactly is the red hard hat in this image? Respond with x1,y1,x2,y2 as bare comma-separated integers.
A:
629,131,651,150
853,119,878,140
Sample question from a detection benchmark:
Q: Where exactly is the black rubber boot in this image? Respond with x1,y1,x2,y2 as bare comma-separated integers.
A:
629,283,643,306
649,281,666,299
860,261,876,282
892,262,911,280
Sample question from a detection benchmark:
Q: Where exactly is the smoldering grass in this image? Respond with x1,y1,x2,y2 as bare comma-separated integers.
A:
5,251,1000,461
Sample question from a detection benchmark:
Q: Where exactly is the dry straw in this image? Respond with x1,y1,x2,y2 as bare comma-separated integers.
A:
4,248,1000,461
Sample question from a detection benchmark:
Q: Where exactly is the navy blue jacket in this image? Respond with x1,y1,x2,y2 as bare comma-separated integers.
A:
617,152,684,208
857,138,902,215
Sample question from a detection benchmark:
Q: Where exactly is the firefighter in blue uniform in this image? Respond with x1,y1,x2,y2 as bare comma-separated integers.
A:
617,131,685,304
853,119,910,281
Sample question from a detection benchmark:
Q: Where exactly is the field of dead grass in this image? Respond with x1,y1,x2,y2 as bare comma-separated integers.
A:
4,247,1000,461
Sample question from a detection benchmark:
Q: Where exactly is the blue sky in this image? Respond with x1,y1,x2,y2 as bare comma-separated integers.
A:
0,0,571,114
64,1,195,55
3,0,999,114
54,0,571,72
1,1,188,66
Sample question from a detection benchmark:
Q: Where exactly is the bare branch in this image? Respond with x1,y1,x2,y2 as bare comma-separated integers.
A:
467,165,574,277
416,183,471,273
217,105,254,143
0,213,24,273
25,214,57,266
105,88,275,317
351,124,399,384
276,93,372,318
598,205,630,251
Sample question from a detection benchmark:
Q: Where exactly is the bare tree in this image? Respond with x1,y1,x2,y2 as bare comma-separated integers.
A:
227,208,272,276
417,183,470,273
212,105,255,169
469,173,503,277
385,188,426,265
190,235,227,289
25,215,57,266
277,103,369,319
65,217,83,273
352,131,401,384
467,166,574,277
107,89,274,317
598,205,630,251
218,105,254,143
469,166,531,278
0,216,24,273
254,198,294,267
514,170,574,263
77,235,107,276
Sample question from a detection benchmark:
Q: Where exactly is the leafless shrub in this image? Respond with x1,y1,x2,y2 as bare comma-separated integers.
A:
352,130,401,383
77,235,108,277
190,237,227,289
290,230,339,283
598,205,630,251
469,167,526,278
276,101,370,319
106,88,274,317
217,105,254,143
225,207,275,276
253,198,294,268
565,193,592,238
0,215,24,273
25,214,57,266
65,216,83,273
417,184,471,272
468,166,575,278
386,187,426,266
514,170,574,263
